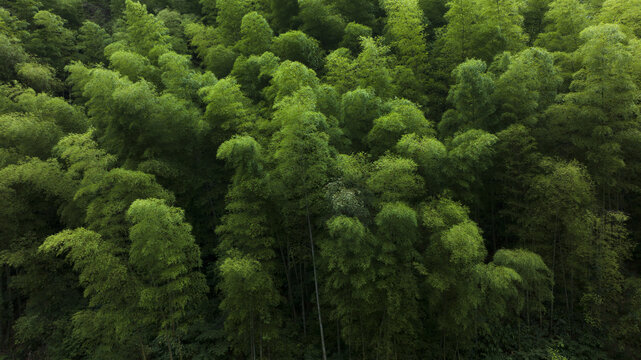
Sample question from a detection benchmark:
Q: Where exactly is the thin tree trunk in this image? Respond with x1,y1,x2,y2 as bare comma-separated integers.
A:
518,317,521,351
279,244,297,321
167,339,174,360
260,329,263,360
1,266,6,349
306,201,327,360
550,218,558,332
539,308,543,329
570,266,575,317
561,253,570,315
455,340,460,360
526,289,530,326
208,193,217,234
251,311,256,360
139,340,147,360
298,261,307,337
359,314,366,360
491,188,497,253
337,318,341,359
376,315,385,360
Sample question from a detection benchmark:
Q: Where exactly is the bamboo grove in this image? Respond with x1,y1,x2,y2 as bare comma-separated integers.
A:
1,0,641,359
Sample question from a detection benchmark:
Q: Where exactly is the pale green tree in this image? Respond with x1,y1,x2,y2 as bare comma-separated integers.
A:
235,12,273,56
599,0,641,39
439,59,495,136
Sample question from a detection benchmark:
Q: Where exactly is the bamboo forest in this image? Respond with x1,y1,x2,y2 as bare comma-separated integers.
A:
2,0,641,358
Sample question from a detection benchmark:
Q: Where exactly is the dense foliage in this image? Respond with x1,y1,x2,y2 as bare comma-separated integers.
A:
1,0,641,359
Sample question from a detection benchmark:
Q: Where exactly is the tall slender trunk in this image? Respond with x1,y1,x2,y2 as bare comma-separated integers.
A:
306,201,327,360
561,253,570,315
550,217,558,332
491,188,497,252
251,311,256,360
208,196,217,232
298,261,307,337
139,339,147,360
526,289,530,326
260,329,263,360
337,319,341,359
456,340,460,360
167,339,174,360
517,317,521,351
570,265,575,317
172,320,183,360
279,244,297,321
359,314,366,360
1,266,6,349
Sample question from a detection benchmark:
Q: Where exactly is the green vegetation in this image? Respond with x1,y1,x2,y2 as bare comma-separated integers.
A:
0,0,640,358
